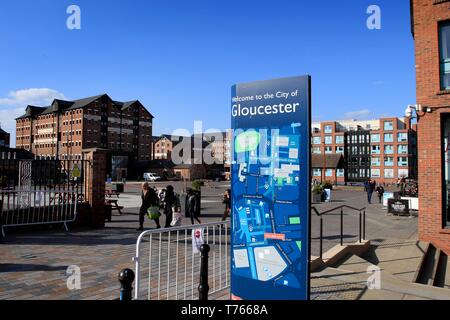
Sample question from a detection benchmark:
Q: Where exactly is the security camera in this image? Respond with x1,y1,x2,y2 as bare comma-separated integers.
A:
405,105,414,118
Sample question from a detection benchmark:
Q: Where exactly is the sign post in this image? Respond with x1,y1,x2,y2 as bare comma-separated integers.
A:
230,76,311,300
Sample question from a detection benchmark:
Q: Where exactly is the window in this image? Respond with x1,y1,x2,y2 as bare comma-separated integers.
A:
312,147,321,154
384,157,394,166
384,169,394,179
371,169,380,178
335,135,344,144
371,145,380,154
397,133,408,142
384,145,394,154
324,125,333,134
325,147,333,154
439,21,450,90
336,169,345,177
398,169,409,178
384,133,394,143
325,136,333,144
384,121,394,131
336,146,344,154
371,134,380,143
398,157,408,167
371,157,380,166
313,169,321,177
398,145,408,154
325,169,333,177
312,137,321,145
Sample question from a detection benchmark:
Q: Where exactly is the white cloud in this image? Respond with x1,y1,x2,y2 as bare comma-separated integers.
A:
343,109,373,120
0,88,67,108
0,88,67,148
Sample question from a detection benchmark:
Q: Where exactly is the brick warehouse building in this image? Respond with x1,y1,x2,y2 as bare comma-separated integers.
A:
0,125,10,147
411,0,450,254
311,118,417,185
15,94,153,180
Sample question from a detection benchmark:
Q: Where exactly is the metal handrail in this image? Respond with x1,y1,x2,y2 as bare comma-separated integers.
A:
312,205,366,259
312,205,366,216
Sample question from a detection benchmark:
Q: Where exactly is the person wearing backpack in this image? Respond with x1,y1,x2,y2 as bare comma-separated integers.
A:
137,182,160,231
187,188,202,225
163,185,183,228
376,184,385,204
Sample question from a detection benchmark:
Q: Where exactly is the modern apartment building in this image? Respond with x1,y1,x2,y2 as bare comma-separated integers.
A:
311,121,347,184
411,0,450,254
311,117,417,184
15,94,153,178
0,126,10,147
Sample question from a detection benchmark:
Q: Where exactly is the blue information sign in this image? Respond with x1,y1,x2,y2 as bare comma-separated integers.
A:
230,76,311,300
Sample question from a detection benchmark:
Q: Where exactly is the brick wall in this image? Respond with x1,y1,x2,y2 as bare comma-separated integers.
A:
413,0,450,254
83,149,107,228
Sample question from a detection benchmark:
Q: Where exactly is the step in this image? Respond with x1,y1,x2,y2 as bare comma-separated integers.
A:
413,243,450,289
428,247,441,286
317,264,450,300
363,239,427,283
311,266,369,300
330,252,375,274
445,257,450,290
433,251,449,288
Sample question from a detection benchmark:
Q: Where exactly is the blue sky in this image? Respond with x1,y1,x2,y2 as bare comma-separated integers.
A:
0,0,415,146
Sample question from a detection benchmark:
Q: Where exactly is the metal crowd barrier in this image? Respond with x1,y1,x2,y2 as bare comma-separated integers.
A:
133,221,230,300
0,190,79,236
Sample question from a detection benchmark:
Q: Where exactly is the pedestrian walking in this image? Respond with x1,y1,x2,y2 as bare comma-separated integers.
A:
366,179,376,204
186,188,201,225
137,182,160,231
376,184,385,204
163,186,177,228
221,189,231,222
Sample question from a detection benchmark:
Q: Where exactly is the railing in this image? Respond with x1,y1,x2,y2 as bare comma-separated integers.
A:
1,190,79,236
312,205,366,259
133,221,230,300
0,152,90,236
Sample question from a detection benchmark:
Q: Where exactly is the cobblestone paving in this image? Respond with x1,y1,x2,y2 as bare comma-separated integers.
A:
0,184,418,300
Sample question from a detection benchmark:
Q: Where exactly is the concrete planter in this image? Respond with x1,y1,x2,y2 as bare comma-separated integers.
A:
313,193,323,203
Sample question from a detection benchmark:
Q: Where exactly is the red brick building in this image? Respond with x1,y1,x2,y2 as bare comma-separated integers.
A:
311,118,417,185
411,0,450,254
0,126,10,147
15,94,153,179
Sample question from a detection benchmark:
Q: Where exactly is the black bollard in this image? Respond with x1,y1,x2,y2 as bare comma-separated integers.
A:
198,244,210,301
118,268,135,301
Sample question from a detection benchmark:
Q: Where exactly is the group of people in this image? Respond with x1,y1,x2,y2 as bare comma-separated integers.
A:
138,183,202,231
138,183,232,231
364,179,385,204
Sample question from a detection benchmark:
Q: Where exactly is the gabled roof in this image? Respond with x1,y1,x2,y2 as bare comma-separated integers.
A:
70,94,109,110
0,126,9,135
113,99,154,118
16,106,47,120
15,94,154,119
